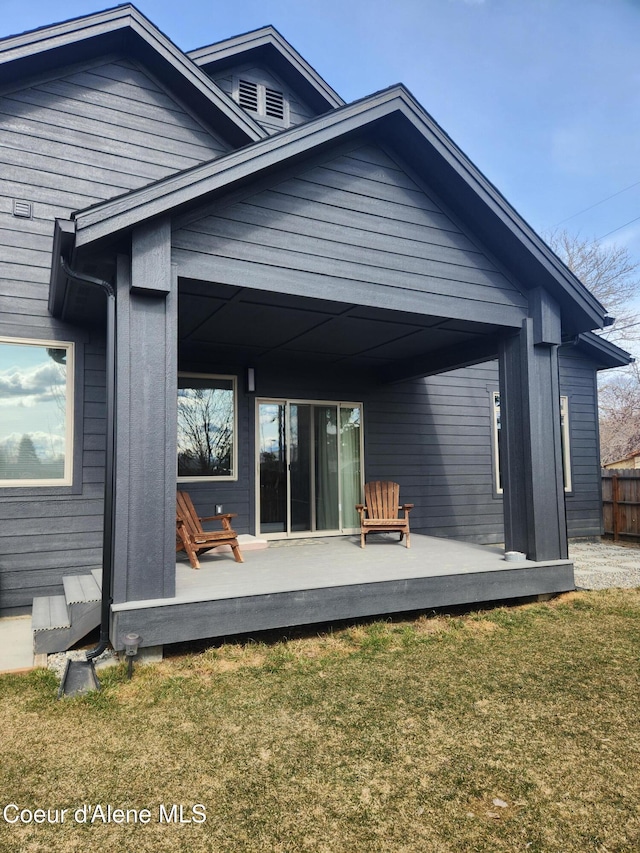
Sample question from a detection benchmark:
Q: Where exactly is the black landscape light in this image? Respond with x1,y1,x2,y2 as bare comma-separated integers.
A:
123,633,141,679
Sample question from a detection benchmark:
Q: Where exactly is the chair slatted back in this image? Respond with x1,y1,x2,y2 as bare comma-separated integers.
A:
365,481,400,519
177,491,204,535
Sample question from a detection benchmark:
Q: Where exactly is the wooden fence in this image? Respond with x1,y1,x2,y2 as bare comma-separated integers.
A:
601,469,640,542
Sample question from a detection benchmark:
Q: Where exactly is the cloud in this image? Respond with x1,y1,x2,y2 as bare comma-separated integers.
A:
0,361,65,405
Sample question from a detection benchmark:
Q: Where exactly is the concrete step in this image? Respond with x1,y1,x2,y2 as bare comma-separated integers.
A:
33,572,103,655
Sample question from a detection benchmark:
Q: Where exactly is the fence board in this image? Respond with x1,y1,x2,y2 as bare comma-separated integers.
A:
602,469,640,541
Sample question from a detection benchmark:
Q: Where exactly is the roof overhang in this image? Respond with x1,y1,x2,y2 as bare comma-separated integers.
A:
188,25,344,115
572,332,634,370
0,4,265,147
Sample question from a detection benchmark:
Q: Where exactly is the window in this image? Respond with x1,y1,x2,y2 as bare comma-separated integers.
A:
491,391,571,494
0,337,74,486
234,77,289,125
177,374,237,480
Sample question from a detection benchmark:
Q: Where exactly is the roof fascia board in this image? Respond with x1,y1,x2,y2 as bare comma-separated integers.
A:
0,4,265,146
188,26,344,109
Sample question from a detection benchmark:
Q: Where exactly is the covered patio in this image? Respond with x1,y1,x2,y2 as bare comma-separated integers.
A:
110,535,575,647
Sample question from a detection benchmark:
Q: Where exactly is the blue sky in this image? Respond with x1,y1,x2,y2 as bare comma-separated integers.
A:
3,0,640,296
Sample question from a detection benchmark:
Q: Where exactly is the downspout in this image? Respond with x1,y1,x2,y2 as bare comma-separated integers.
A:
59,257,116,660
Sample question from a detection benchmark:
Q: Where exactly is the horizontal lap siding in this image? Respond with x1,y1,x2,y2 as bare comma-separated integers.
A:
364,347,603,544
365,363,503,543
173,144,528,324
0,58,227,612
560,349,603,537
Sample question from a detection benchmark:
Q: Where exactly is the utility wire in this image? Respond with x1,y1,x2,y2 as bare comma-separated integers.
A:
597,215,640,241
554,178,640,227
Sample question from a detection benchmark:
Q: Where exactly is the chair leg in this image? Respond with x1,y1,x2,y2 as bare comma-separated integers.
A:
230,538,244,563
360,530,366,549
406,529,411,549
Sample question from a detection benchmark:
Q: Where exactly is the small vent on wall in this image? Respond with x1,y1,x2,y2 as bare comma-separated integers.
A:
13,199,33,219
238,79,259,112
265,87,285,120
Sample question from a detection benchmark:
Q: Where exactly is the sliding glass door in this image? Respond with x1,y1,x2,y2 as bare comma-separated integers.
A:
257,399,363,537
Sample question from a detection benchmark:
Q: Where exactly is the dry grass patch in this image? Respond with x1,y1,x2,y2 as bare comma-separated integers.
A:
0,590,639,852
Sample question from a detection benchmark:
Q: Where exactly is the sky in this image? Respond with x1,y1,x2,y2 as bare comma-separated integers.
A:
2,0,640,335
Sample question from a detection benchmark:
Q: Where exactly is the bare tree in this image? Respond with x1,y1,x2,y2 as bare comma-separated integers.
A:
177,387,233,476
598,362,640,464
546,228,640,345
545,229,640,463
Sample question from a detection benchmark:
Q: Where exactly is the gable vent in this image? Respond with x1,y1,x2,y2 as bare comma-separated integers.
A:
265,87,285,120
238,79,259,112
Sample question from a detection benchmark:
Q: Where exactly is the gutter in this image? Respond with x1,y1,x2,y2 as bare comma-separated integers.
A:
58,256,116,661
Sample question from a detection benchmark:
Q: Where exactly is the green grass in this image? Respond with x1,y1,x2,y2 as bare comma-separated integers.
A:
1,589,639,852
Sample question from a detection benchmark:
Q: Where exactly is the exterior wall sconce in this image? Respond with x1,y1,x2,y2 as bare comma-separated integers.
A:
247,367,255,393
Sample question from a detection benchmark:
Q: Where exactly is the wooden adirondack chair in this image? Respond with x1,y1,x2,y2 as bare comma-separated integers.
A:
356,481,414,549
176,491,244,568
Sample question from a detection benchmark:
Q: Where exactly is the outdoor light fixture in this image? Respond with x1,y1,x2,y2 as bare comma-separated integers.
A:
122,632,141,679
247,367,255,393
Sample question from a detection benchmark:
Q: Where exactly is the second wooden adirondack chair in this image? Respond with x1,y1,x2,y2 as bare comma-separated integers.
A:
176,490,244,568
356,481,414,549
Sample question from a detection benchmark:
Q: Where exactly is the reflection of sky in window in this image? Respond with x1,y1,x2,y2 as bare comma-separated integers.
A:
0,343,67,461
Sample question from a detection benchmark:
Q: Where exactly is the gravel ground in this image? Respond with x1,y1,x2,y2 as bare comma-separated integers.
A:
570,540,640,590
47,647,118,680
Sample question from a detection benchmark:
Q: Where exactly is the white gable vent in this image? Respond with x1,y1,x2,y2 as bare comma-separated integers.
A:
265,87,285,120
238,79,259,112
234,77,289,127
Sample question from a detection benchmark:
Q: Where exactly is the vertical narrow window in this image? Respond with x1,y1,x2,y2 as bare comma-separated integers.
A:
177,374,237,480
491,391,571,495
491,391,503,495
0,337,74,486
560,395,572,492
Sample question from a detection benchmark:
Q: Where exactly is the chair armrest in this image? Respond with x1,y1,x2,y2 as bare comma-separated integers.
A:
200,513,238,521
401,503,414,513
355,504,365,511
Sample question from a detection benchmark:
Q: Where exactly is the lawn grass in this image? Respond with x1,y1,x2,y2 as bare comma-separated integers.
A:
1,589,639,852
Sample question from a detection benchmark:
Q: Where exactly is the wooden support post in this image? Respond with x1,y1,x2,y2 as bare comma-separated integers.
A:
112,218,177,604
499,317,568,561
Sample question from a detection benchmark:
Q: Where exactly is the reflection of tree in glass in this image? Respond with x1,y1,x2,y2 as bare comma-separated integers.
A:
178,387,233,476
46,348,68,431
17,434,41,478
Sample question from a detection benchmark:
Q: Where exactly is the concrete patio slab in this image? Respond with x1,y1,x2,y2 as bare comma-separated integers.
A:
0,615,33,673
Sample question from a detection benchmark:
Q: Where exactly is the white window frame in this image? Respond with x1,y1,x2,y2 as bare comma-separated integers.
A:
177,372,238,482
491,391,572,494
0,336,74,487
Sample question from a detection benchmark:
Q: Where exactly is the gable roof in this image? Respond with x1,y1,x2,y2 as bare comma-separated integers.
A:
65,83,608,337
188,25,344,115
0,3,265,147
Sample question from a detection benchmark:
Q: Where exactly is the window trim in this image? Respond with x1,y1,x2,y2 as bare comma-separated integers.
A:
177,372,238,483
0,335,75,488
491,390,572,495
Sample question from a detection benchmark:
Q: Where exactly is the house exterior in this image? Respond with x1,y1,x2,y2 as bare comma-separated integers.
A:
0,7,631,649
603,452,640,470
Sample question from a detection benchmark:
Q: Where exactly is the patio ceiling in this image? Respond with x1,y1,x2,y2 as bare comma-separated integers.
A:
178,278,503,379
